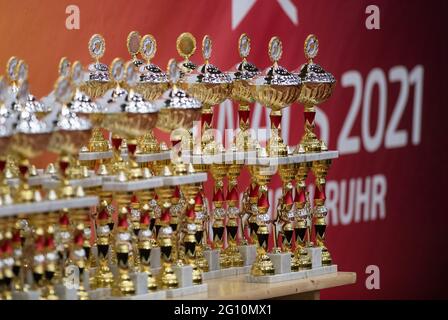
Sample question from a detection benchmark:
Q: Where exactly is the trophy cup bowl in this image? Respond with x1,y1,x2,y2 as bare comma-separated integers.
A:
250,82,301,112
101,94,159,140
186,81,231,108
249,73,301,156
296,63,335,107
11,111,53,160
48,107,92,157
155,84,202,133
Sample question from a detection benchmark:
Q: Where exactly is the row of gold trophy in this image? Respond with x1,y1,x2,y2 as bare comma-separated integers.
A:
0,30,336,300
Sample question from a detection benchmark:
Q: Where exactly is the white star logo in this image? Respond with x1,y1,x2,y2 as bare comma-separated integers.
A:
231,0,299,30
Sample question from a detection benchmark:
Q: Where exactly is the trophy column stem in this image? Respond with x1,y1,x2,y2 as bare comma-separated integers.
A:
225,166,244,267
300,105,321,153
312,159,332,266
238,104,251,151
268,110,287,157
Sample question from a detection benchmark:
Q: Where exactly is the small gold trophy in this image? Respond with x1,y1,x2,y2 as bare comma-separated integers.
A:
250,158,275,276
312,158,333,266
250,36,301,157
138,204,158,291
77,34,111,153
79,34,113,99
295,34,336,153
230,33,260,152
156,167,179,289
184,35,232,154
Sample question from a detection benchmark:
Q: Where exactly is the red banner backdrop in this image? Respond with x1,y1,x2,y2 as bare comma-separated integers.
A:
1,0,447,299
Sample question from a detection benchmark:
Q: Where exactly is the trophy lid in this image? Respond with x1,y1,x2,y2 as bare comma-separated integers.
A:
295,35,335,84
15,106,53,135
231,33,260,81
124,61,159,114
6,56,19,83
50,95,92,156
13,60,51,115
85,34,110,83
185,35,232,84
54,76,73,105
58,57,71,77
176,32,197,77
55,104,91,132
157,59,201,110
127,31,144,68
138,34,168,84
251,37,300,86
70,61,103,114
0,76,14,138
155,59,201,133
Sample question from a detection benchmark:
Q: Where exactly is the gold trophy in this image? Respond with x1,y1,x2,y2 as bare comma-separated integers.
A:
230,33,260,152
179,167,204,285
210,163,230,268
133,34,168,156
0,219,14,299
250,36,301,157
93,201,114,289
184,35,232,154
295,34,336,153
312,158,332,266
156,167,178,289
250,158,275,276
112,207,135,296
77,34,112,153
291,162,313,271
135,34,169,101
79,34,114,99
242,169,260,245
138,203,158,291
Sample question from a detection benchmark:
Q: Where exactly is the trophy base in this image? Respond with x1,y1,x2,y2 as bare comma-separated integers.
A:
93,264,114,289
159,263,179,289
202,266,251,281
246,265,338,283
88,128,110,153
173,264,193,288
238,244,257,266
191,262,203,285
112,271,135,297
54,284,77,300
150,246,161,269
251,253,275,276
291,248,312,272
195,248,209,272
267,136,288,157
306,247,323,269
321,246,332,266
299,134,321,153
204,249,220,271
77,286,89,300
225,244,244,267
219,251,231,269
147,274,158,292
267,252,291,274
165,283,208,298
41,286,59,300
